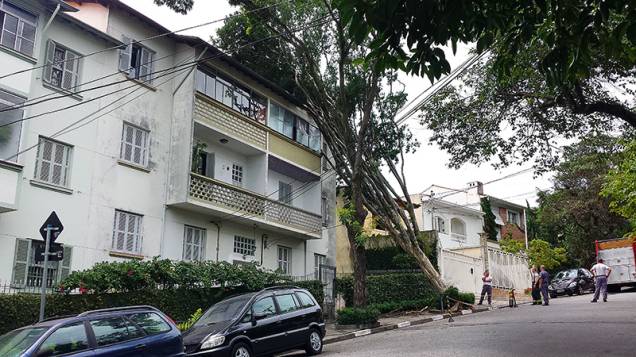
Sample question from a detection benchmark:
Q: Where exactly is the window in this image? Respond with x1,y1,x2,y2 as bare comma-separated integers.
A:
195,68,267,123
450,218,466,240
0,89,24,162
507,210,520,225
193,149,214,178
89,317,143,346
275,294,299,313
129,313,172,335
34,137,72,187
321,194,328,226
43,41,80,92
252,297,276,318
231,163,243,186
119,36,154,83
279,181,292,204
295,291,316,307
268,102,321,153
111,210,143,255
11,239,72,288
183,225,206,261
0,0,37,57
233,235,256,256
314,253,326,279
120,123,150,167
36,322,89,357
435,216,446,233
277,246,291,275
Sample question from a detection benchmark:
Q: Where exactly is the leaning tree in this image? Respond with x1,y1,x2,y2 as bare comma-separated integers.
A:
213,0,446,304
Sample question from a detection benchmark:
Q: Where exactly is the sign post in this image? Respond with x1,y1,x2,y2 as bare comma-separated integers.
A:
38,212,64,322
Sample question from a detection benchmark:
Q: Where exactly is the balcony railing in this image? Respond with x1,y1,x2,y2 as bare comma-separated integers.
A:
189,173,322,236
451,232,467,241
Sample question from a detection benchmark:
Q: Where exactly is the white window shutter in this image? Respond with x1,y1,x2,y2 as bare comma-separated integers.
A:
118,36,133,76
62,51,78,91
43,40,55,84
11,239,30,287
59,245,73,281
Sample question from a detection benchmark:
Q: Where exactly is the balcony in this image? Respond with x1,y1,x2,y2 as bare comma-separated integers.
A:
188,173,322,239
0,160,22,212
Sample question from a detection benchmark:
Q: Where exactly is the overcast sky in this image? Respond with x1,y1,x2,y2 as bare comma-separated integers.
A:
121,0,553,206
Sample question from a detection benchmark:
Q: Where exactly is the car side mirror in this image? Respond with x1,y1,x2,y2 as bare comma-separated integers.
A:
252,312,267,325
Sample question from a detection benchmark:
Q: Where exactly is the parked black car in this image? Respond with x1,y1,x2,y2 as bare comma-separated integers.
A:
549,268,595,298
183,286,325,357
0,306,184,357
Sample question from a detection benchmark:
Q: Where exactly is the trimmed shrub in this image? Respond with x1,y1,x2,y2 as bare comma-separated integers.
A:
368,298,435,314
336,307,380,325
335,273,437,306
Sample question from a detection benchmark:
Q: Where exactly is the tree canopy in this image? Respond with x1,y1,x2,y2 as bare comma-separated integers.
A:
602,140,636,229
534,135,632,266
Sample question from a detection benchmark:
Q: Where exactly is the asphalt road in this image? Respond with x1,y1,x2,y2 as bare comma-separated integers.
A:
287,288,636,357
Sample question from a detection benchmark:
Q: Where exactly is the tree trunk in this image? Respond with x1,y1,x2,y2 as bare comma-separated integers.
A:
347,227,368,307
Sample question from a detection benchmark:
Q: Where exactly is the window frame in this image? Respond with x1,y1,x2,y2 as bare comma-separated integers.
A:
43,40,81,93
233,235,256,256
251,296,277,318
11,238,72,288
274,293,300,314
119,122,150,168
111,210,144,255
277,245,292,275
119,36,155,84
88,316,145,348
435,216,446,233
33,136,73,188
507,210,520,226
314,253,326,280
0,88,25,162
128,312,172,335
231,163,243,187
182,225,206,262
278,181,292,205
0,0,37,57
295,291,316,308
35,321,90,357
268,101,321,153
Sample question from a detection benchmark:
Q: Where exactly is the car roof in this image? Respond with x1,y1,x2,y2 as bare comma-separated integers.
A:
27,306,161,328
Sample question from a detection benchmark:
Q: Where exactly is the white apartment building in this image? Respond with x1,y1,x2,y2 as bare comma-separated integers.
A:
0,0,336,289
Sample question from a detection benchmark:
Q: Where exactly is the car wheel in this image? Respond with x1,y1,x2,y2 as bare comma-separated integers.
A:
550,293,557,299
305,328,323,356
231,342,252,357
567,291,573,296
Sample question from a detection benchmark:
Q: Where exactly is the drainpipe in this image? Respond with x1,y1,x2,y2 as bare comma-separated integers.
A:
42,4,61,34
304,241,308,277
261,234,267,265
211,222,220,262
523,208,529,249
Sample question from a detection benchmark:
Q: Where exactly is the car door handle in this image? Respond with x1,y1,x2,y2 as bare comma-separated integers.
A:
135,344,146,349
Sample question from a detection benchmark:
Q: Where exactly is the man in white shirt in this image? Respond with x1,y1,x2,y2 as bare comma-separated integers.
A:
590,259,612,303
477,270,493,305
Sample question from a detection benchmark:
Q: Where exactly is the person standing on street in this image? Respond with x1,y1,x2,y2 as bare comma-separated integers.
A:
590,258,612,303
530,266,541,305
539,265,550,306
478,270,493,305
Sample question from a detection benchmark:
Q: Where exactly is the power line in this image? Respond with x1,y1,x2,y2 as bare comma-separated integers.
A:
0,0,290,81
0,15,332,130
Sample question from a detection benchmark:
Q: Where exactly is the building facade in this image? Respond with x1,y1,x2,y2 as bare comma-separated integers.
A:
0,0,336,289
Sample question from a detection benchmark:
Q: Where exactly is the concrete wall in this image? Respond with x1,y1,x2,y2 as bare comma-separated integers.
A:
420,201,483,249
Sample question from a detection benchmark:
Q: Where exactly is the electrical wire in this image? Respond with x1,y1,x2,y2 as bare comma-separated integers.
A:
0,0,291,80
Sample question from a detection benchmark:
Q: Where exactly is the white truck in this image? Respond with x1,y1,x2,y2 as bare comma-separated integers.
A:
595,236,636,292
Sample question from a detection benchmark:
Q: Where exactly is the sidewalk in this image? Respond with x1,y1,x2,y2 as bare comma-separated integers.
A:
324,295,533,345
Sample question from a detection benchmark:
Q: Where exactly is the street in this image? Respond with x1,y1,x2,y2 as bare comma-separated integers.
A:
287,289,636,357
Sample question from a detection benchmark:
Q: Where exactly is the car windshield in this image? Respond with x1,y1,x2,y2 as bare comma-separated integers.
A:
195,295,252,326
0,327,48,357
555,270,577,279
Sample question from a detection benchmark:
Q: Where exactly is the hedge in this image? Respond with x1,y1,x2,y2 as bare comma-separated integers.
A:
336,273,438,306
336,307,380,325
0,281,324,335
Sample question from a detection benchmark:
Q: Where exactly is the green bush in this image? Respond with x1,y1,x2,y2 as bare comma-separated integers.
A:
368,298,435,314
336,307,380,325
335,273,437,306
444,286,475,306
60,258,286,293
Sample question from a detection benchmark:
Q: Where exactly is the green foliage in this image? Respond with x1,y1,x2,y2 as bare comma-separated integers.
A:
527,240,568,270
60,258,285,293
366,246,418,271
335,273,437,306
535,135,632,266
480,198,498,241
177,308,203,331
336,307,379,325
151,0,193,14
602,140,636,230
443,286,476,306
337,205,368,246
367,299,433,314
499,238,525,254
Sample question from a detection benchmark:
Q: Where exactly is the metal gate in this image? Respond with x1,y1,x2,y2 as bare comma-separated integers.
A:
319,264,336,319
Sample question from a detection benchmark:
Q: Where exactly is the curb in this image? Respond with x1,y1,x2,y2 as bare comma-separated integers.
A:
324,308,492,345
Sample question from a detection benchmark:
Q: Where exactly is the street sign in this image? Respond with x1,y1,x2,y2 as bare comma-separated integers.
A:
39,211,63,242
34,243,63,263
